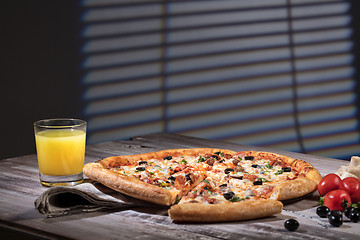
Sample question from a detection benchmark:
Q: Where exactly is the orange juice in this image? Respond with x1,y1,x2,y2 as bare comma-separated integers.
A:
35,129,86,176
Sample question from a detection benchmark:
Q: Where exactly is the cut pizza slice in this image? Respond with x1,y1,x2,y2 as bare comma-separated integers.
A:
83,149,209,205
168,175,283,222
233,151,322,200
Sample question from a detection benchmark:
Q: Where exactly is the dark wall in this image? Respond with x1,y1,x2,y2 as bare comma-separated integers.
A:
1,1,84,159
1,1,360,160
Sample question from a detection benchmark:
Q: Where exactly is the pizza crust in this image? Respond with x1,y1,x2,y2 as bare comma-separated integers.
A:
270,177,318,200
168,199,283,222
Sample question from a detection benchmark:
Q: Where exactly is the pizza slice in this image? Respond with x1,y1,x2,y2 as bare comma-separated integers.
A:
168,176,283,222
234,151,322,200
83,149,211,205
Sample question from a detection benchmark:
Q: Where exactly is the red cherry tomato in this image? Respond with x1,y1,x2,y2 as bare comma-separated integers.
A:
323,189,351,211
318,174,341,196
351,188,360,203
339,177,360,203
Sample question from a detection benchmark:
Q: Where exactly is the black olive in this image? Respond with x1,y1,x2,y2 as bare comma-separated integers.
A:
328,214,343,227
136,167,146,171
251,164,258,168
204,186,209,190
327,210,342,218
282,167,291,172
211,155,220,160
284,219,299,231
344,207,356,218
219,183,228,187
231,175,243,180
185,173,192,181
214,151,222,156
316,206,330,218
219,160,225,163
138,161,147,165
223,192,235,200
163,156,172,160
245,156,254,160
253,180,262,185
349,211,360,223
224,168,235,174
168,176,176,181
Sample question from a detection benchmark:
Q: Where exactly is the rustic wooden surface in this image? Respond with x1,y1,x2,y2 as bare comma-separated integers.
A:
0,133,359,240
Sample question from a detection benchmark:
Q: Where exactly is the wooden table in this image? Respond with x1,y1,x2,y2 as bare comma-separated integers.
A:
0,133,359,239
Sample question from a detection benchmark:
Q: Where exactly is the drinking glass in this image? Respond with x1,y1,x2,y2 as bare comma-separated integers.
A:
34,118,86,187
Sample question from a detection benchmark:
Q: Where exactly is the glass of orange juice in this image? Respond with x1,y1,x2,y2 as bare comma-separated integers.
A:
34,119,86,187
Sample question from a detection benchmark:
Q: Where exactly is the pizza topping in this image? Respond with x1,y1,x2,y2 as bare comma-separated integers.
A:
245,189,255,198
180,159,187,164
205,158,215,166
168,176,176,182
243,174,258,182
185,173,195,182
163,156,173,160
232,158,240,166
206,198,218,204
265,163,273,169
223,191,235,200
253,180,263,185
230,175,243,180
136,167,146,172
197,156,206,163
282,167,292,172
214,151,223,157
224,168,234,174
218,184,230,194
172,164,186,173
209,154,220,160
174,175,187,189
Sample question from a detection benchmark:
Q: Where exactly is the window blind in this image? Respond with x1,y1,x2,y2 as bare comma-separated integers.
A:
81,0,358,159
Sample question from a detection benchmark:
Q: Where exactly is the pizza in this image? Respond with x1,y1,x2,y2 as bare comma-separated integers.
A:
83,148,322,222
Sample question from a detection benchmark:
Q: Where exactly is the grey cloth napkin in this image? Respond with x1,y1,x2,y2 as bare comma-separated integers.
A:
35,181,155,217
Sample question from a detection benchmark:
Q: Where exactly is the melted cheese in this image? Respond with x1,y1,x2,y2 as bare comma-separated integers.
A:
112,151,300,205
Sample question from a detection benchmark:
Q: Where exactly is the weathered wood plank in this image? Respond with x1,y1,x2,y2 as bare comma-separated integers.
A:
0,133,358,240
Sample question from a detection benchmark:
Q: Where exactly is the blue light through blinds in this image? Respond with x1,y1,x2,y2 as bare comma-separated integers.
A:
81,0,358,159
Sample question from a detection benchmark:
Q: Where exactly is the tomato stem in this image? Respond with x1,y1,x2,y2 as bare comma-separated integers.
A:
342,199,349,209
